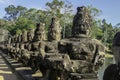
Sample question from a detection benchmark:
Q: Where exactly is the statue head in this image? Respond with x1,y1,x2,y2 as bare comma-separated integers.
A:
33,23,45,41
21,30,27,42
77,6,87,14
14,35,18,43
48,17,61,41
72,6,92,37
27,28,34,42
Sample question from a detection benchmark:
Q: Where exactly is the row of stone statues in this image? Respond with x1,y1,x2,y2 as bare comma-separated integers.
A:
1,6,105,80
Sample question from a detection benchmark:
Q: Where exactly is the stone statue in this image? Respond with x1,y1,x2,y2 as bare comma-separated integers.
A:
57,6,105,80
45,17,61,53
103,32,120,80
17,34,21,43
8,35,20,59
16,30,29,64
13,35,18,43
21,30,28,43
72,6,92,37
30,23,45,51
18,30,27,50
19,29,34,65
8,36,14,58
27,29,34,42
27,23,46,73
5,37,12,55
33,23,45,41
8,37,11,44
48,17,61,41
4,6,105,80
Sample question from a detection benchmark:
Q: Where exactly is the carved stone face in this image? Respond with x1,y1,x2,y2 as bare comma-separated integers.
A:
72,6,91,37
36,34,42,41
48,17,61,41
21,30,27,42
33,23,45,41
27,29,34,41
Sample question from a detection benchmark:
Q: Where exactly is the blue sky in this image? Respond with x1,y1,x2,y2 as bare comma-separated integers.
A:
0,0,120,26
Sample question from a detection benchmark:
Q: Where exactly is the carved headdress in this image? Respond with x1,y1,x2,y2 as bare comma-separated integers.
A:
72,6,92,37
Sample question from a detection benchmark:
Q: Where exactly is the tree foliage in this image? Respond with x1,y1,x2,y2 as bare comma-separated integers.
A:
4,5,27,21
46,0,64,18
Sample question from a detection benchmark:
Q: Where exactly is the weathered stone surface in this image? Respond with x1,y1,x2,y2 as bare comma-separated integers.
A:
15,30,29,65
33,23,45,41
24,23,46,73
2,6,105,80
45,41,58,53
72,6,92,37
44,53,70,69
0,29,9,42
45,17,61,54
30,23,45,52
55,6,105,80
17,34,21,43
69,73,98,80
58,38,105,70
21,30,27,43
27,29,34,42
48,17,61,41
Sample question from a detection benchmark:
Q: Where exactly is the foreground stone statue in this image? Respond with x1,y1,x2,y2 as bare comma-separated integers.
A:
103,32,120,80
29,23,46,72
44,6,105,80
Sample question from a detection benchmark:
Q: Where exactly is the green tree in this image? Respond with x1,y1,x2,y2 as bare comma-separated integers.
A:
46,0,64,18
17,6,27,17
11,17,35,35
91,20,103,39
87,5,102,19
4,5,18,21
23,8,47,23
61,0,73,38
4,5,27,21
101,19,114,50
0,19,14,31
87,5,103,40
